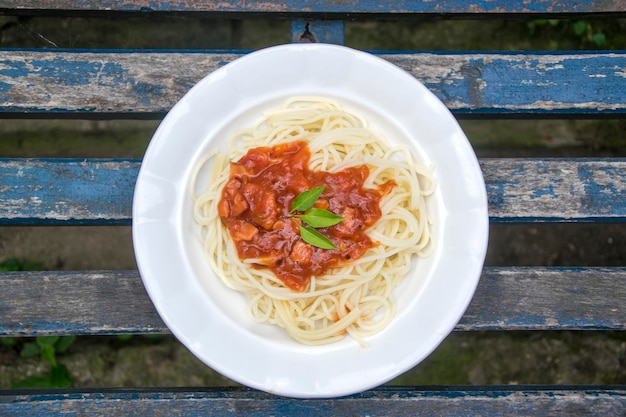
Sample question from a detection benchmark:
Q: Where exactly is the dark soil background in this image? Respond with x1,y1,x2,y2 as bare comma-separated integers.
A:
0,14,624,388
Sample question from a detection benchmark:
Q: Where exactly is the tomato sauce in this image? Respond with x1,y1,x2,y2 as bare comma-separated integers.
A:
218,140,394,292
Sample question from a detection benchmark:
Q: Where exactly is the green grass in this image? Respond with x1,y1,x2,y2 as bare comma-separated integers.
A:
0,120,155,158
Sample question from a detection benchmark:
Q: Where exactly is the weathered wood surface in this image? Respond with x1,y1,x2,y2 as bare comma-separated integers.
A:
1,158,624,224
1,0,624,14
0,387,625,416
459,267,626,331
0,267,623,336
0,270,161,336
1,51,625,117
481,158,626,222
0,159,139,224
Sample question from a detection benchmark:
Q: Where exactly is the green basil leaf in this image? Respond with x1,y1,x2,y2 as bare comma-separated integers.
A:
291,185,325,212
298,208,344,228
298,224,337,250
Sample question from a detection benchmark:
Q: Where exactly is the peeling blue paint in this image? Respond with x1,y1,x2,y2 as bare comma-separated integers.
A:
411,53,626,113
0,81,12,95
1,50,625,115
531,185,555,199
15,0,626,13
578,164,626,216
484,177,516,210
473,56,626,107
131,83,164,105
0,159,140,224
2,387,625,415
3,159,624,224
511,162,525,176
0,60,28,78
30,57,129,86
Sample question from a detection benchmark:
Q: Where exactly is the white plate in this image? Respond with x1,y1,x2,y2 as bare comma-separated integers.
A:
132,43,488,398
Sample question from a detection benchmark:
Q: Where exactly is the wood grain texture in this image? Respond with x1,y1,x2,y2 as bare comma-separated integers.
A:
460,267,626,331
383,53,626,116
0,0,624,14
482,158,626,222
0,267,623,336
0,159,140,224
1,158,624,224
0,270,163,336
0,387,624,416
0,51,241,117
1,51,625,116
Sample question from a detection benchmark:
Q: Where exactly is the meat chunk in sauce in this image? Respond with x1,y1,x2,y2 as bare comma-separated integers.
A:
242,182,278,230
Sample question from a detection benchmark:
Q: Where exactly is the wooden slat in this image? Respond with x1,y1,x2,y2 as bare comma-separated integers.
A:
0,51,241,117
1,158,624,224
0,0,624,14
0,159,139,224
0,387,625,415
0,270,162,336
0,267,623,337
460,267,626,331
1,51,625,117
383,53,626,116
482,158,626,222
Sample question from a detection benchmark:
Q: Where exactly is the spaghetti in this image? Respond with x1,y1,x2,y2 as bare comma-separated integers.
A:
191,97,435,346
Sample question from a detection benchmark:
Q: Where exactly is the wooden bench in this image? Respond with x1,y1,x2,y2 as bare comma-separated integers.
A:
1,1,625,414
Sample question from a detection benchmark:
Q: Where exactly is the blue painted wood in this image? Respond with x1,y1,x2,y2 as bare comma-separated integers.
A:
291,20,345,44
0,159,139,224
1,51,625,117
0,50,244,117
381,52,626,116
481,158,626,222
1,267,623,336
0,387,624,415
1,159,624,224
0,0,624,14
